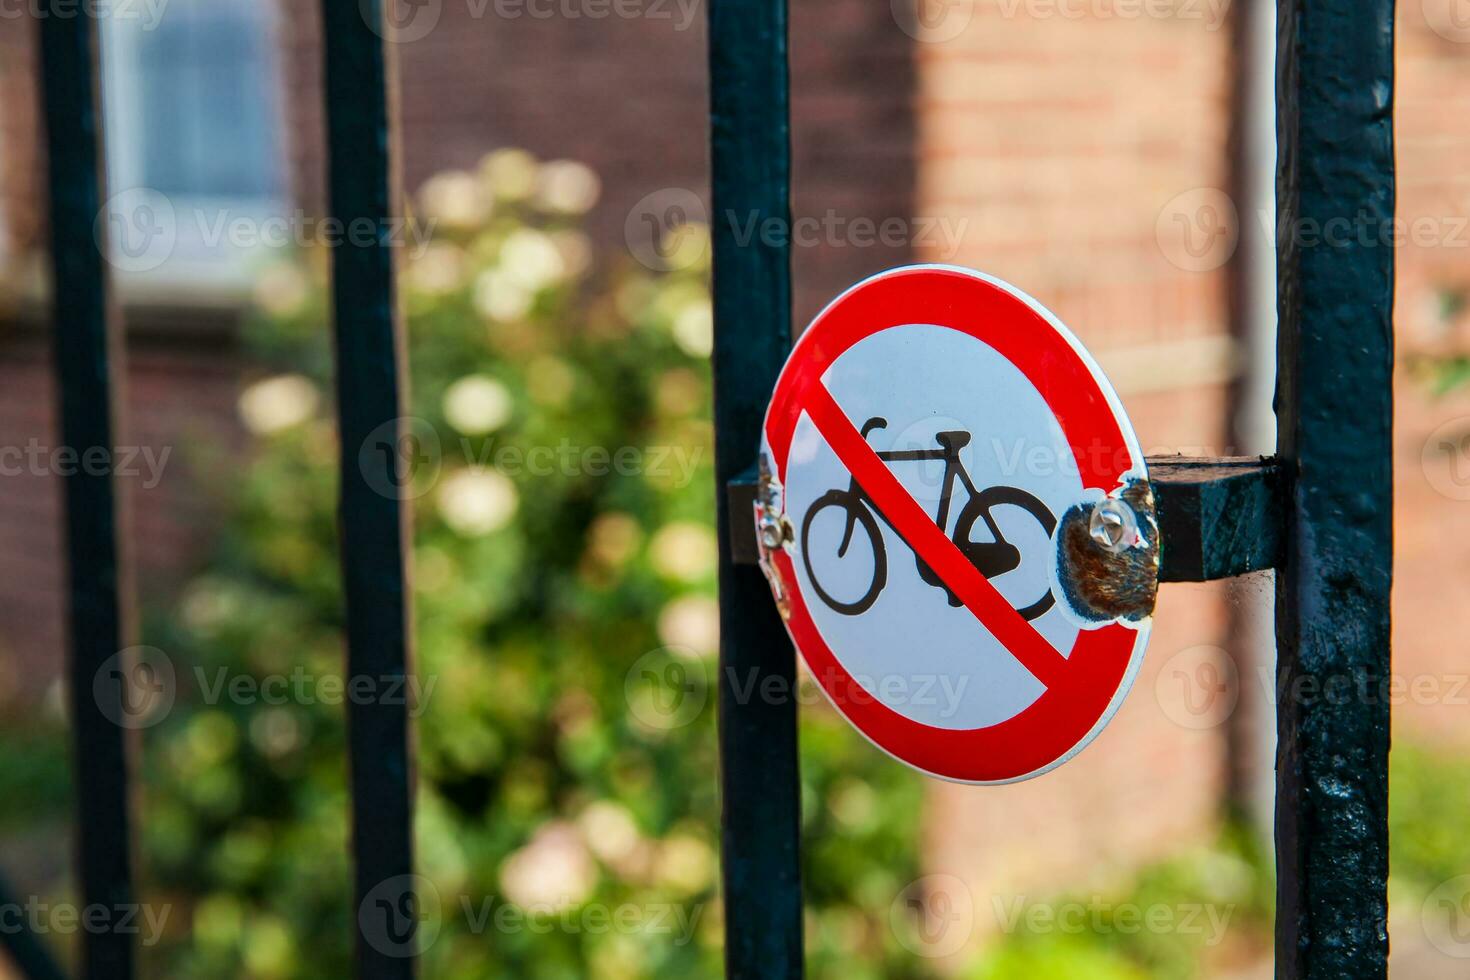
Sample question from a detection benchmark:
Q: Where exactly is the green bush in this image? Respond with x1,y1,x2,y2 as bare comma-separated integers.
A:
0,149,1309,978
128,150,932,979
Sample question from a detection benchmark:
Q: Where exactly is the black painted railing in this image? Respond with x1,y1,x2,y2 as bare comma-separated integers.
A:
14,0,1393,977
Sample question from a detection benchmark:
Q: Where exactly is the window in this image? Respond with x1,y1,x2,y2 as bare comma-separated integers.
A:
100,0,286,294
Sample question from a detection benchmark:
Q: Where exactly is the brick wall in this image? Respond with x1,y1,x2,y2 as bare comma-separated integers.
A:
2,0,1470,959
908,1,1235,948
1391,4,1470,748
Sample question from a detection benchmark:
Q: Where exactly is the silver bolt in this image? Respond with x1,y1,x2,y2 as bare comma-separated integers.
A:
759,522,784,550
1089,497,1139,554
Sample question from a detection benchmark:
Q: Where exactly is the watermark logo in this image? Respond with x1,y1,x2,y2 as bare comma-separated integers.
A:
1424,875,1470,957
1156,187,1239,273
96,188,177,274
0,0,170,29
626,188,709,272
0,897,171,946
365,0,443,41
94,647,437,728
891,0,973,41
359,875,444,958
992,895,1234,944
0,439,171,488
889,874,974,958
1422,417,1470,501
625,646,708,731
1424,0,1470,42
94,646,176,730
1154,644,1238,730
360,417,444,501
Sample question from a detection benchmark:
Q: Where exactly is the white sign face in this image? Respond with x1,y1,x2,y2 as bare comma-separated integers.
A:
757,266,1151,784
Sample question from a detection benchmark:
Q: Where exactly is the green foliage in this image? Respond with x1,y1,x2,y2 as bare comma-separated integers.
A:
963,827,1271,980
1390,740,1470,893
130,150,931,978
0,149,1338,978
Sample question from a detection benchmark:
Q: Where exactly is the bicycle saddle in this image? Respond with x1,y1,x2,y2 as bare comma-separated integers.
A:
936,430,971,450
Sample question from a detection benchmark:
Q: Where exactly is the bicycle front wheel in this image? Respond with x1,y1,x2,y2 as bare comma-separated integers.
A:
800,490,887,616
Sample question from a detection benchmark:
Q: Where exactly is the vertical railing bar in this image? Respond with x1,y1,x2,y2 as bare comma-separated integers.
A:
706,0,803,975
318,2,418,977
0,871,69,980
36,10,137,980
1273,0,1394,976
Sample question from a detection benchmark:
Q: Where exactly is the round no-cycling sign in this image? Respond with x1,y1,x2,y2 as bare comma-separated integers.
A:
757,265,1150,784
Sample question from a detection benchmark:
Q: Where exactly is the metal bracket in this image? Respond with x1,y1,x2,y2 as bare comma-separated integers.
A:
727,455,1283,583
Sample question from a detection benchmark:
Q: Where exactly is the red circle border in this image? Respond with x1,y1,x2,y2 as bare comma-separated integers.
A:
762,266,1148,784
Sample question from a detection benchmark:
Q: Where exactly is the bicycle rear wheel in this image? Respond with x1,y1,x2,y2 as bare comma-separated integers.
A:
953,486,1057,621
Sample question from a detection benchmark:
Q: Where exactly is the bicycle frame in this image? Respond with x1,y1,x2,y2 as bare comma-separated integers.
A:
854,418,980,538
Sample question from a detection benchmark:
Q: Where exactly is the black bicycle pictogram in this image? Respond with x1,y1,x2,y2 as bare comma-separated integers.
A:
800,417,1057,618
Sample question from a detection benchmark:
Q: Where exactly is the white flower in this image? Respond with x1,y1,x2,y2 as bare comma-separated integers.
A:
656,595,719,655
418,170,491,229
500,822,597,908
442,375,513,435
535,160,601,215
253,263,310,317
480,149,538,202
407,243,467,295
649,521,717,583
655,834,714,894
587,512,641,568
672,302,714,358
238,374,319,435
578,802,641,864
436,469,518,537
473,268,534,322
551,230,593,279
501,228,566,291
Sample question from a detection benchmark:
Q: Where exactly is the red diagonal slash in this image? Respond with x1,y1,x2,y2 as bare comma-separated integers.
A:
802,381,1070,689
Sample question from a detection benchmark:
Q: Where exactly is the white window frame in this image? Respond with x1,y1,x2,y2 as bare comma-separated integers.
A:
98,0,289,301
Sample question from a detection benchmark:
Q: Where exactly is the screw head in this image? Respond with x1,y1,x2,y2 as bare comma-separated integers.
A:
759,522,784,550
1088,498,1139,553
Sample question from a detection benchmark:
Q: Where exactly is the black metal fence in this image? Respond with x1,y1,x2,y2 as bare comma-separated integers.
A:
13,0,1393,977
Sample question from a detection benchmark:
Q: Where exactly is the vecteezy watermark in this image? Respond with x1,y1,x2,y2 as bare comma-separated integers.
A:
1154,644,1240,731
1423,875,1470,958
95,646,177,730
0,0,169,29
998,0,1230,28
1158,186,1470,273
626,647,709,731
460,896,704,944
891,0,974,42
889,875,975,958
361,416,706,501
1423,0,1470,43
1156,187,1240,273
0,439,170,489
358,876,704,958
1422,416,1470,501
0,897,171,947
94,646,436,730
96,188,434,274
625,188,708,272
991,894,1235,945
623,187,970,271
627,655,973,731
1154,644,1470,731
892,0,1230,42
363,0,699,42
359,875,443,959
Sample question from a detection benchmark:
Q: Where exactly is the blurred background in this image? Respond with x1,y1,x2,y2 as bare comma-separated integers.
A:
0,0,1467,976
